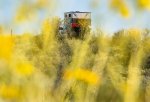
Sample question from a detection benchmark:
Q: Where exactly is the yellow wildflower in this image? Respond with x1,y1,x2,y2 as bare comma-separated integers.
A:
119,6,130,18
0,35,14,60
36,0,49,8
138,0,150,9
110,0,122,8
42,19,51,34
15,4,36,22
110,0,131,18
64,69,100,85
15,62,35,76
0,84,20,99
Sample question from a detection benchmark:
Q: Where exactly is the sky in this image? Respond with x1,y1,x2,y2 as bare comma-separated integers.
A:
0,0,150,34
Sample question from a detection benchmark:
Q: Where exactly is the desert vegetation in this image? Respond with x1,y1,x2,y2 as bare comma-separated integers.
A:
1,0,150,102
0,18,150,102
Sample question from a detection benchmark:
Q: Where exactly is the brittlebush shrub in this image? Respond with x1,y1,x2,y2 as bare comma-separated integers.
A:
0,17,150,102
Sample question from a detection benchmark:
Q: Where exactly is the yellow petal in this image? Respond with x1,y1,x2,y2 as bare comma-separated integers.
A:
64,69,100,85
0,36,14,60
15,62,35,76
0,84,20,99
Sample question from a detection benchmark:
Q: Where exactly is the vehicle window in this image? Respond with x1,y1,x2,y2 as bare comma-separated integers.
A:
59,27,63,30
69,14,72,17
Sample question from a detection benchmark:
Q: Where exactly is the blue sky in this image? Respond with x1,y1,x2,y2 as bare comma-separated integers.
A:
0,0,150,34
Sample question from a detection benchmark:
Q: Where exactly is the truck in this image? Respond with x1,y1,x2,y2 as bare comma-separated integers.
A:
59,11,91,39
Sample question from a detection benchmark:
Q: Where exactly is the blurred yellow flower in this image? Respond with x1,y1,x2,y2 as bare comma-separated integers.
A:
110,0,131,18
42,19,52,34
138,0,150,9
0,84,20,99
36,0,49,8
0,36,14,60
15,4,36,22
15,62,35,76
64,69,100,85
110,0,122,8
119,6,130,18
